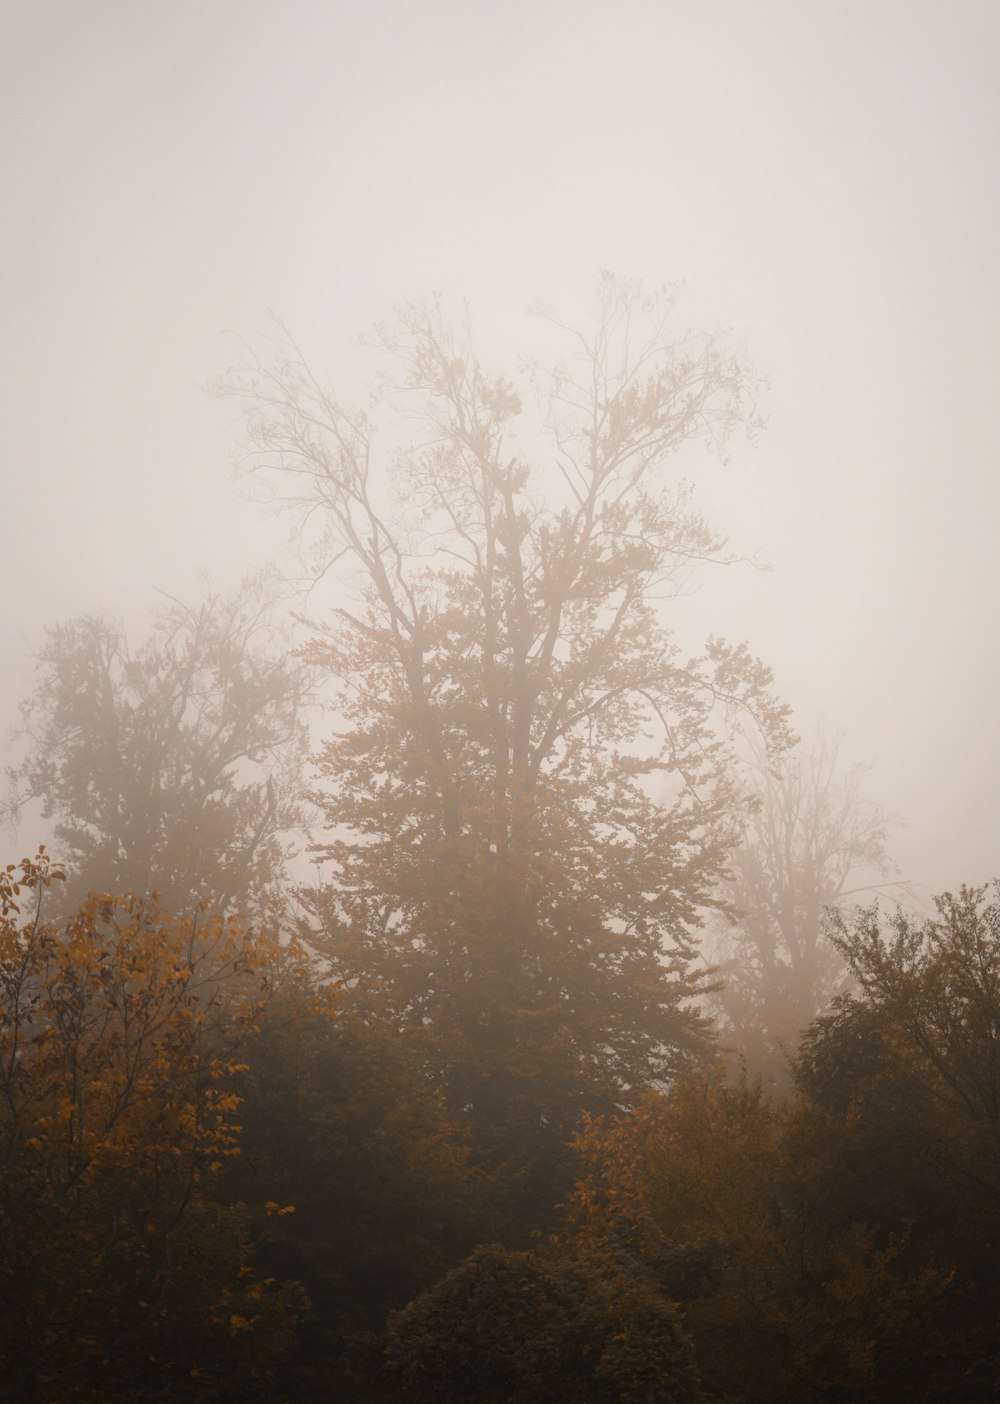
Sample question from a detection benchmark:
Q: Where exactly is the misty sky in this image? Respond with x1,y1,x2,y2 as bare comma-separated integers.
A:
3,0,999,899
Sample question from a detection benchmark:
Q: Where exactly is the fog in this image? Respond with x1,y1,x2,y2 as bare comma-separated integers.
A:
4,0,999,898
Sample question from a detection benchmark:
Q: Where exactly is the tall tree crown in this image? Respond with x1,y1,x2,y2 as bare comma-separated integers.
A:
220,276,791,1148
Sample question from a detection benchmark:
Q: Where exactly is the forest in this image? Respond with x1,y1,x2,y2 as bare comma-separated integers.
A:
2,277,997,1402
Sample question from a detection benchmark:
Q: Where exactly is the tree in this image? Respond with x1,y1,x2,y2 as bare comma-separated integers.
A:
0,852,333,1400
821,883,1000,1211
384,1242,704,1403
784,885,1000,1397
5,575,311,923
567,1070,799,1399
221,275,792,1196
707,733,896,1083
567,1068,953,1404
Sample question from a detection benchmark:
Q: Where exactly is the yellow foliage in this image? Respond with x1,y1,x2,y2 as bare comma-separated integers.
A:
0,854,330,1393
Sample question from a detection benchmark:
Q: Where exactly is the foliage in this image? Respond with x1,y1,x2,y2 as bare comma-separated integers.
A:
0,852,334,1400
5,575,311,922
800,884,1000,1259
557,887,1000,1401
826,882,1000,1144
384,1241,704,1403
791,885,1000,1395
566,1065,954,1403
568,1070,798,1397
221,275,792,1195
229,1009,486,1396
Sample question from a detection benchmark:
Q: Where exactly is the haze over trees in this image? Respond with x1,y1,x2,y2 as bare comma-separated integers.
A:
218,273,792,1214
707,733,898,1083
3,576,311,922
2,277,996,1400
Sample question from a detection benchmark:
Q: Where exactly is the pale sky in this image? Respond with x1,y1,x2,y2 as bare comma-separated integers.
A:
3,0,999,898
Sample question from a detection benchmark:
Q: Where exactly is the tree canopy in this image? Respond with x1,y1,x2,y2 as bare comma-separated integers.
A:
0,852,334,1400
220,275,792,1188
5,576,311,921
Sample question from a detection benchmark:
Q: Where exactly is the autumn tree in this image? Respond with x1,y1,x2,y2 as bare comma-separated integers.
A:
813,883,1000,1232
221,275,792,1205
5,575,311,922
826,882,1000,1131
0,852,333,1400
707,733,896,1083
567,1068,953,1403
784,884,1000,1397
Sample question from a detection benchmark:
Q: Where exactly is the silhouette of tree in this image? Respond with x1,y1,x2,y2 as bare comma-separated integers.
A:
6,575,311,922
221,275,791,1202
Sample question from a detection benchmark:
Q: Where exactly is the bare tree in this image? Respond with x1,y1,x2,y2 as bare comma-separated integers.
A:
708,732,900,1083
